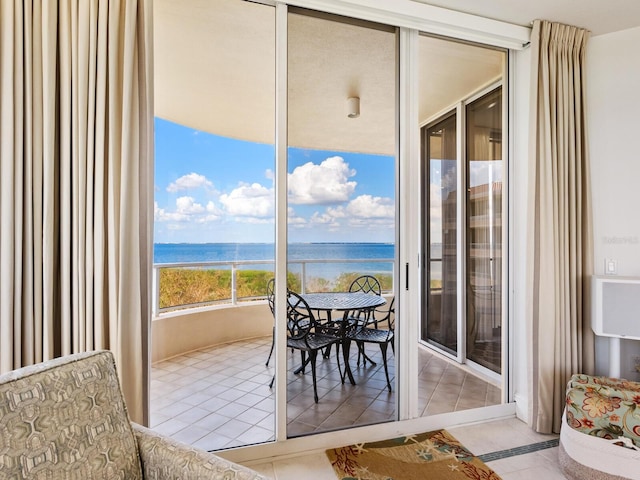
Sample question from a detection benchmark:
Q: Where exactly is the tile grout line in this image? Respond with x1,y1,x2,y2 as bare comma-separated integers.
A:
476,438,560,462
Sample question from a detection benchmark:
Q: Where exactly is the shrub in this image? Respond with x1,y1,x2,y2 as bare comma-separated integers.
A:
158,268,393,310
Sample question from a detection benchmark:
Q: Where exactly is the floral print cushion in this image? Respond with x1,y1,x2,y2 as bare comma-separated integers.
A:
565,374,640,447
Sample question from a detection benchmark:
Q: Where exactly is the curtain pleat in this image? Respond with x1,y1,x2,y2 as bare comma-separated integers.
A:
0,0,152,425
527,19,594,434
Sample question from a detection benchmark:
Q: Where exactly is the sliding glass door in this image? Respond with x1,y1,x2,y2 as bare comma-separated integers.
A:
152,0,276,450
286,9,397,437
466,87,503,373
419,33,505,383
421,87,503,374
152,2,511,450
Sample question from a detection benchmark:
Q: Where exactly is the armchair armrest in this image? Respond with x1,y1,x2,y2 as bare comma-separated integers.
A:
132,423,268,480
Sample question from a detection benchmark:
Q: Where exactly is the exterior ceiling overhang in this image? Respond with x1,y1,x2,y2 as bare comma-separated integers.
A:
154,0,505,157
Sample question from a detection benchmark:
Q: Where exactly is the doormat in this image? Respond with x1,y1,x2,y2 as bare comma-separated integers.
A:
326,429,501,480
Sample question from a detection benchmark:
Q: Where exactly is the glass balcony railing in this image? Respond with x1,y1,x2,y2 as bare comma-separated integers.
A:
152,258,395,315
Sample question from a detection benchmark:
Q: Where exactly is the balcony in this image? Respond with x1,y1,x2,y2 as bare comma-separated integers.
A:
150,258,501,450
151,336,500,450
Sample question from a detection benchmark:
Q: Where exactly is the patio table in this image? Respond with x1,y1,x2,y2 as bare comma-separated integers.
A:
299,292,386,385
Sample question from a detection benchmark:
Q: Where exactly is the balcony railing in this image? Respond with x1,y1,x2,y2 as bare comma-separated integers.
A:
152,258,395,315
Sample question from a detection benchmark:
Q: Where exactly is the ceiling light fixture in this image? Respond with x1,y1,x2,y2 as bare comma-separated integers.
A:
347,97,360,118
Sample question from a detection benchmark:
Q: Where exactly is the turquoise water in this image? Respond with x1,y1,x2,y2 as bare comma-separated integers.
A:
154,243,395,280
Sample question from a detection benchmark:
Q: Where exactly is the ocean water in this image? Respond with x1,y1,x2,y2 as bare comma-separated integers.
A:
154,243,395,280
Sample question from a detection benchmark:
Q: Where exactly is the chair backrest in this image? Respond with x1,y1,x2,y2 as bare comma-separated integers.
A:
266,278,275,316
286,290,315,340
378,296,395,330
349,275,381,295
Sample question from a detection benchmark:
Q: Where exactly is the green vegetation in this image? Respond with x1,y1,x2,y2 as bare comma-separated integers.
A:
158,267,393,310
333,272,393,292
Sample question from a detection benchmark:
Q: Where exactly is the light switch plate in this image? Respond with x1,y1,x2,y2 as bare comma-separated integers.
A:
605,258,617,275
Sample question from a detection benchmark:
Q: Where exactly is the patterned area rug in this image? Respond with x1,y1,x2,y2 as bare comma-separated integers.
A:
326,429,501,480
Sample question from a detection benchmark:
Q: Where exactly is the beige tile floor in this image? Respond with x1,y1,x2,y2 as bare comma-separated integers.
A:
151,335,501,450
247,417,564,479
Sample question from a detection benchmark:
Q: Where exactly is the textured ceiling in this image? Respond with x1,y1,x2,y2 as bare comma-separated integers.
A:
154,0,276,146
287,11,397,155
154,0,504,155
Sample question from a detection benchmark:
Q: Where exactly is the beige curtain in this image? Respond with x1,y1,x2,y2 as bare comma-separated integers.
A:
527,19,594,434
0,0,153,425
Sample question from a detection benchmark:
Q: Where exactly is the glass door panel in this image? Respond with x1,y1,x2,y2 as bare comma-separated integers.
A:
465,87,502,373
422,113,458,355
152,0,276,450
418,34,505,417
286,9,397,437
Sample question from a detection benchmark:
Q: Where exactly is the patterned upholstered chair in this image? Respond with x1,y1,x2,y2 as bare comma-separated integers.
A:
0,350,266,479
559,374,640,479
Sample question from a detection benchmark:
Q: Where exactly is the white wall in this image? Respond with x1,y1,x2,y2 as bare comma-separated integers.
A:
587,26,640,381
152,303,273,363
511,46,532,423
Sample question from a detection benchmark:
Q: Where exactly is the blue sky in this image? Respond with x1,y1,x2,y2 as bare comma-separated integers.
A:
154,118,396,244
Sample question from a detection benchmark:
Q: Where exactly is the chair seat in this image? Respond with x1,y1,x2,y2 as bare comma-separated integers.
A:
349,327,393,344
288,332,338,352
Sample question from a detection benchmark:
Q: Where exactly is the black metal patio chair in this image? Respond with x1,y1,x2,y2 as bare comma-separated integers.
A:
349,274,382,296
283,290,343,403
332,275,383,358
265,278,276,367
320,275,383,360
347,296,395,392
347,274,382,323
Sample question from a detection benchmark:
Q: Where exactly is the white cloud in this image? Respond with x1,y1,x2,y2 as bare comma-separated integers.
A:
206,201,223,215
175,196,205,214
167,172,213,193
310,211,339,226
155,201,188,222
287,207,309,229
469,161,502,188
288,156,357,205
302,194,394,233
430,183,442,221
219,182,274,217
440,160,457,193
155,197,221,223
325,206,347,219
345,195,394,219
288,207,306,227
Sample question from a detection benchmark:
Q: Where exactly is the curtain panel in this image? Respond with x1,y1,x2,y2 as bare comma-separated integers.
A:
0,0,153,424
526,19,595,434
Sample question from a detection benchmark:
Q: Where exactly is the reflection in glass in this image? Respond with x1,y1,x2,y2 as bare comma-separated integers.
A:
422,113,458,354
466,87,502,373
